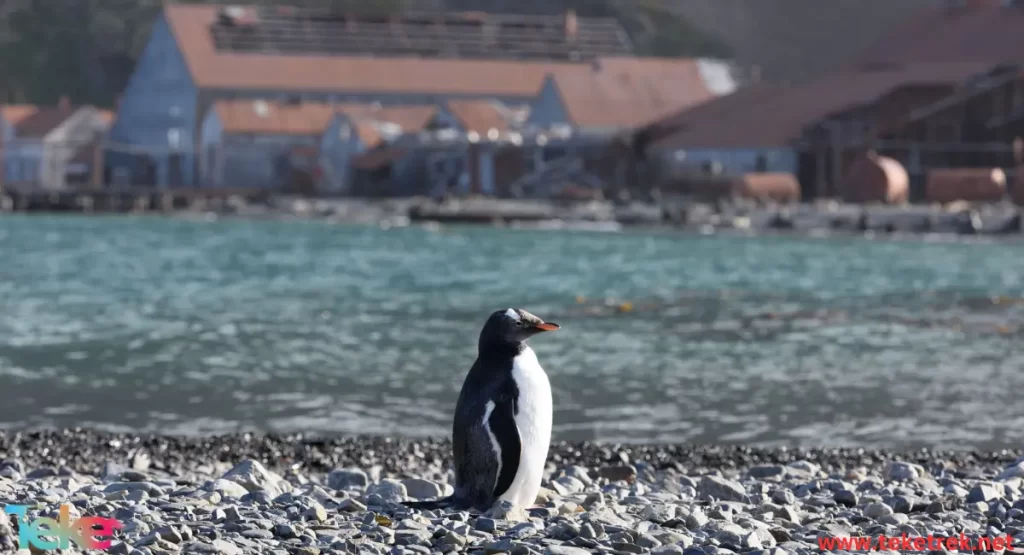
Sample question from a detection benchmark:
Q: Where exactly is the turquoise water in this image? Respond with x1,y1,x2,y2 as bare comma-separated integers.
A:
1,215,1024,448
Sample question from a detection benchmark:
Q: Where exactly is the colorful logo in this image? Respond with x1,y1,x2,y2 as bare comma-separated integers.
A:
3,504,123,551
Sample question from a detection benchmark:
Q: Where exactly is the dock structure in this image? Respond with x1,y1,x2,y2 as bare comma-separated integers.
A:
0,187,272,214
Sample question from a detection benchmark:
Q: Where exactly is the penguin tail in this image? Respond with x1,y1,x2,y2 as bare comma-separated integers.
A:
402,495,457,510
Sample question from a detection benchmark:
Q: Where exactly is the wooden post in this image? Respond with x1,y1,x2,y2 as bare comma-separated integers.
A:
91,140,104,190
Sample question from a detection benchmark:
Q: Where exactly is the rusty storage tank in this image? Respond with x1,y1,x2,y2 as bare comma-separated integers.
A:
732,172,801,203
840,151,909,204
925,167,1007,204
1010,167,1024,205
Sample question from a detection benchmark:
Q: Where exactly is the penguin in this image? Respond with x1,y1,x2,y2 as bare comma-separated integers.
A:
404,308,559,511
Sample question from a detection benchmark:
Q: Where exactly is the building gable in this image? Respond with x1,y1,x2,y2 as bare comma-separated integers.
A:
526,75,572,128
426,106,466,132
109,14,197,149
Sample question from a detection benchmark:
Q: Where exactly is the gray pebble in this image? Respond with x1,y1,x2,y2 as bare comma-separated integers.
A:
597,465,637,483
641,503,677,523
885,462,922,481
748,466,786,479
476,517,500,532
699,476,747,502
443,530,467,548
327,468,369,490
221,460,283,497
967,482,1003,503
686,507,709,529
637,533,662,548
401,478,443,500
394,529,433,546
367,479,407,503
879,513,910,525
770,490,795,505
833,489,857,507
610,542,646,554
544,546,593,555
865,502,893,519
565,466,593,486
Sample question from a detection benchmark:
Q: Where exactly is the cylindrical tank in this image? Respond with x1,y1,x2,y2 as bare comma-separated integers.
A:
1010,167,1024,205
732,172,801,203
925,167,1007,204
841,151,909,204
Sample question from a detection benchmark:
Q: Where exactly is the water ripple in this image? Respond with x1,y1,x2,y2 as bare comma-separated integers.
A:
1,215,1024,448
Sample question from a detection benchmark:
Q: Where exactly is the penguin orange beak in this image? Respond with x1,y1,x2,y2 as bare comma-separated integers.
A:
532,322,560,332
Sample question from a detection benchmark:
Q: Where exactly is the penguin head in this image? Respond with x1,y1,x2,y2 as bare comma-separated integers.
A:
479,308,560,348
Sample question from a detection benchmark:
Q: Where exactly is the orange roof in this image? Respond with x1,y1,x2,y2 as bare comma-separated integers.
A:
1,104,39,125
353,122,383,149
445,100,510,134
163,3,713,107
213,100,336,135
551,58,717,130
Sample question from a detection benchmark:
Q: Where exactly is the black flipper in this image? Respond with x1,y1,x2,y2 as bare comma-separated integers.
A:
489,390,521,499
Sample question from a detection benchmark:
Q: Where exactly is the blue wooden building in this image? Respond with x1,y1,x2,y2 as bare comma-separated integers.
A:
106,3,730,192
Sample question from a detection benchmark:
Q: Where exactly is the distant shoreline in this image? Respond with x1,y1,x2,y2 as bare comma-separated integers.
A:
2,190,1024,237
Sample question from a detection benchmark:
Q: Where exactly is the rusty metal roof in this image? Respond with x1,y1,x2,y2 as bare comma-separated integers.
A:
164,3,714,109
445,100,510,133
10,105,77,139
213,99,439,136
0,104,39,127
645,62,992,150
551,58,716,130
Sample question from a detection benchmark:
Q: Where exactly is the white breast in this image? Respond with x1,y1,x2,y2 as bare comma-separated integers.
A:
498,345,553,508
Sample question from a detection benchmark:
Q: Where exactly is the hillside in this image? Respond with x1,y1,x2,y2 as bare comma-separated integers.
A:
664,0,943,83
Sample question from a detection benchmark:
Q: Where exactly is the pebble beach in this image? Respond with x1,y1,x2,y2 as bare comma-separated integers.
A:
3,431,1024,554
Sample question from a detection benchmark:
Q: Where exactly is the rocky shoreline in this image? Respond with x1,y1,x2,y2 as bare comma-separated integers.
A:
7,191,1024,237
2,430,1024,554
214,197,1024,237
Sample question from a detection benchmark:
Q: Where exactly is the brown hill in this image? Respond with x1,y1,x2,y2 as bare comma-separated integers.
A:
657,0,943,82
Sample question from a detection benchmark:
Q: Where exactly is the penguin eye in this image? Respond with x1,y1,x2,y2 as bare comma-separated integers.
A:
513,320,523,328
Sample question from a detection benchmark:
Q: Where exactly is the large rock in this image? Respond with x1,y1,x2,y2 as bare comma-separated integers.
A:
326,468,368,491
221,460,285,497
885,461,923,481
366,479,407,504
999,462,1024,480
966,482,1003,503
698,476,747,502
401,478,443,500
209,478,249,499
